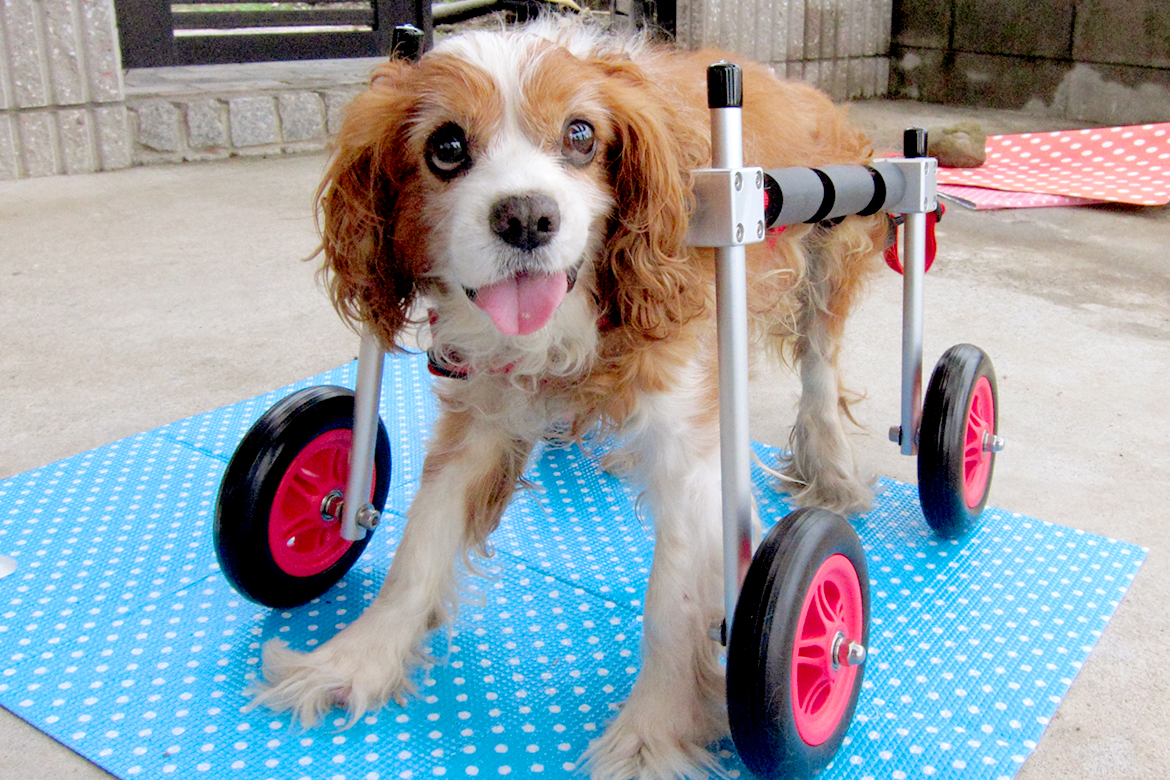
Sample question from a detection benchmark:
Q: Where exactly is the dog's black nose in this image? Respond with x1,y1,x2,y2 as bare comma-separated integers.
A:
489,193,560,251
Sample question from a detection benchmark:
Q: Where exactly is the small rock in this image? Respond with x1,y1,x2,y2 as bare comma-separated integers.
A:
928,122,987,168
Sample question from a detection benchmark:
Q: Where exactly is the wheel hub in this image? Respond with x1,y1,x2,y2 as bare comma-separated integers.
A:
791,553,866,746
269,428,359,577
962,375,997,508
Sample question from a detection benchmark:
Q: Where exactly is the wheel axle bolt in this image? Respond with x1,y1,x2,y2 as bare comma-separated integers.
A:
320,490,344,523
983,433,1005,453
832,632,867,669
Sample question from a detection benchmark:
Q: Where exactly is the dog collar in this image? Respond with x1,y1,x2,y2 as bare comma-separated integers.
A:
427,349,470,379
426,308,519,379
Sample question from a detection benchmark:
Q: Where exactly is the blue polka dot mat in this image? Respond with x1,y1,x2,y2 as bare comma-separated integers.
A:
0,352,1146,780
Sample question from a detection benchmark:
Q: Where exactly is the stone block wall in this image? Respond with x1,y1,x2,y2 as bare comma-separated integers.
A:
891,0,1170,124
675,0,893,100
125,84,365,166
0,0,131,179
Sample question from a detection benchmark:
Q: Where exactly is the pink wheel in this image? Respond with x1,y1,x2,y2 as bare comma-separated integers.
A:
214,386,391,608
791,553,866,747
269,428,362,577
919,344,1000,538
962,376,995,508
728,508,870,780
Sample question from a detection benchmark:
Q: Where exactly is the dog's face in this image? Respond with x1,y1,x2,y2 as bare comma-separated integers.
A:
319,26,711,355
404,36,616,337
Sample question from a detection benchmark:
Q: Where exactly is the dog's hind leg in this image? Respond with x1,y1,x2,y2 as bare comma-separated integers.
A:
781,220,879,515
248,407,532,727
582,366,729,780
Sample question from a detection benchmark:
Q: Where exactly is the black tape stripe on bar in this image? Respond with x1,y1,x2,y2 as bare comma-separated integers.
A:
806,168,837,224
858,166,887,216
763,173,783,228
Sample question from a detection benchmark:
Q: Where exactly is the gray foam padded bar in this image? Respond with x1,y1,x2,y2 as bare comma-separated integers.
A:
765,160,907,227
868,160,907,214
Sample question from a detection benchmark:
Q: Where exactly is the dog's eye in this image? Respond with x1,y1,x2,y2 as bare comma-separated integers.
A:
426,123,471,179
563,119,596,167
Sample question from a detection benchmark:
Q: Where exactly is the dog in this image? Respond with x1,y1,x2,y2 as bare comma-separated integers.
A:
250,19,886,780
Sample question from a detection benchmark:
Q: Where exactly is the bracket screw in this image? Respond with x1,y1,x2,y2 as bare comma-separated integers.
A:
356,505,381,529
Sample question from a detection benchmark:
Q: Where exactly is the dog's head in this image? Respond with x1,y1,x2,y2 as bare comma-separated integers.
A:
318,25,710,356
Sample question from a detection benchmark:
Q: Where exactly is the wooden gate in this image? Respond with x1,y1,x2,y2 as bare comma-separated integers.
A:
114,0,432,68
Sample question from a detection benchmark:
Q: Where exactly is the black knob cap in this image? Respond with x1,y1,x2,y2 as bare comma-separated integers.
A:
904,127,928,159
392,24,424,62
707,62,743,109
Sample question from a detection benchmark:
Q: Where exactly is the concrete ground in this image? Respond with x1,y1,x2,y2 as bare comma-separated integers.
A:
1,98,1167,779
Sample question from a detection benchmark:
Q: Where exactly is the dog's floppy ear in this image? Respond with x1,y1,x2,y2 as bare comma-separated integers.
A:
316,57,421,348
592,57,711,343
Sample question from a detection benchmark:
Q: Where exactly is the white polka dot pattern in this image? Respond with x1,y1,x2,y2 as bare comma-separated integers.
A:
936,123,1170,207
0,353,1146,780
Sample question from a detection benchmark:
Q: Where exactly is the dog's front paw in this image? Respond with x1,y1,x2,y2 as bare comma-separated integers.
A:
247,629,423,727
581,699,726,780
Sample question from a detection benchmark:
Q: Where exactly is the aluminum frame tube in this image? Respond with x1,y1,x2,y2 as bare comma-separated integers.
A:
710,103,755,639
899,212,926,456
342,328,386,541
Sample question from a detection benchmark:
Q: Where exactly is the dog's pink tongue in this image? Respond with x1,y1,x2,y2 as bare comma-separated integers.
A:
473,271,568,336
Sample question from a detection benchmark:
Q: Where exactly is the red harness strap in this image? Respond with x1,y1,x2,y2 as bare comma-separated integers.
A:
882,203,945,274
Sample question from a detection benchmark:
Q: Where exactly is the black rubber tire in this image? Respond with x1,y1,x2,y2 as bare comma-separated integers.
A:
214,386,391,608
727,508,870,780
918,344,998,539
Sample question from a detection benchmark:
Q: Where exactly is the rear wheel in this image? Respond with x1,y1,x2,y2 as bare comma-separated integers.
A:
918,344,999,538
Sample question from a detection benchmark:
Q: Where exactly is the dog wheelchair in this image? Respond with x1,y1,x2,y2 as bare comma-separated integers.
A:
214,33,1002,780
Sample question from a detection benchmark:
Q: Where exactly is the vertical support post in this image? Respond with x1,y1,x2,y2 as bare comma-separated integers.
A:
899,212,926,455
899,128,928,456
708,63,754,639
113,0,178,68
390,23,425,61
374,0,433,56
342,328,386,542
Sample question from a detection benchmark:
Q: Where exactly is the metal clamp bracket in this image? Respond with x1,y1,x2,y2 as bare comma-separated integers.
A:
687,167,767,247
873,157,939,216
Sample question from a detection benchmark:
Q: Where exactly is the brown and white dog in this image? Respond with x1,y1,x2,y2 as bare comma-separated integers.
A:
251,20,886,780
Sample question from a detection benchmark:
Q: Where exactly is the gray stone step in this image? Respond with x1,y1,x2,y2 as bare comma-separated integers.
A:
124,58,382,164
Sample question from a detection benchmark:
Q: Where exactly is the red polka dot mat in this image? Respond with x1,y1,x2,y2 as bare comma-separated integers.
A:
0,353,1146,780
936,123,1170,210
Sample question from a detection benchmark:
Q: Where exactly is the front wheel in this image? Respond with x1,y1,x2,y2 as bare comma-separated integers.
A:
727,508,870,780
214,386,391,608
918,344,999,538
